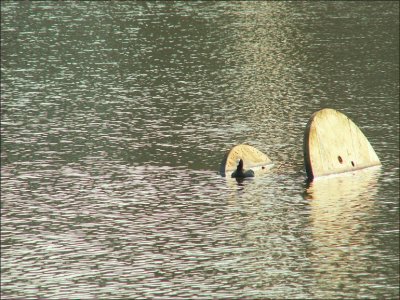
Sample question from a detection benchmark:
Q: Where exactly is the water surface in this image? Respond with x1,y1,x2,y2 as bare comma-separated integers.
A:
1,2,399,299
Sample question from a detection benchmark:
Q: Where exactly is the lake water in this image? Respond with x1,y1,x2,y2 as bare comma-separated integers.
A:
1,2,399,299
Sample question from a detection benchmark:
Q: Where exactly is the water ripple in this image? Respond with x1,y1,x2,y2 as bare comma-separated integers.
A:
1,1,398,299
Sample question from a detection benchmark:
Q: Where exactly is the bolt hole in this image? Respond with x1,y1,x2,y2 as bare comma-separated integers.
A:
338,156,343,163
351,161,355,167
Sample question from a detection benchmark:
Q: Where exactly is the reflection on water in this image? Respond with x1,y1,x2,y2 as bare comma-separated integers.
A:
1,1,399,299
304,168,394,298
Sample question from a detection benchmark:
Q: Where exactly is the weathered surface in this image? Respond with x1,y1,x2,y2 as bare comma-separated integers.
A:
304,108,381,180
220,144,273,177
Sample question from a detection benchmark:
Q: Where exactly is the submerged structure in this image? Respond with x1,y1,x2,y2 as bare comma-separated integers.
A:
303,108,381,181
220,144,273,178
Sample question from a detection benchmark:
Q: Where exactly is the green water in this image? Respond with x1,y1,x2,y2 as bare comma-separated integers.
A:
1,2,399,299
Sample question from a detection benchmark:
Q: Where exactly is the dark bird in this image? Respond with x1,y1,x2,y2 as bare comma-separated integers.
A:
231,159,255,178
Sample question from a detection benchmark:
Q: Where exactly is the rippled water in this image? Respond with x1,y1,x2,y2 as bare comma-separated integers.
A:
1,2,399,299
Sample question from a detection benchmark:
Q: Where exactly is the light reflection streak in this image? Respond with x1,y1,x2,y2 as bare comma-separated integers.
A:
305,167,382,297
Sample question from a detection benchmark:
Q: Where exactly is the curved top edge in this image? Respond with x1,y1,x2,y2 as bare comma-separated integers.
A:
219,144,272,176
303,108,380,181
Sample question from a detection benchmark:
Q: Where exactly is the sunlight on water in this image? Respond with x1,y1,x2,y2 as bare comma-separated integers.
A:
1,1,399,299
